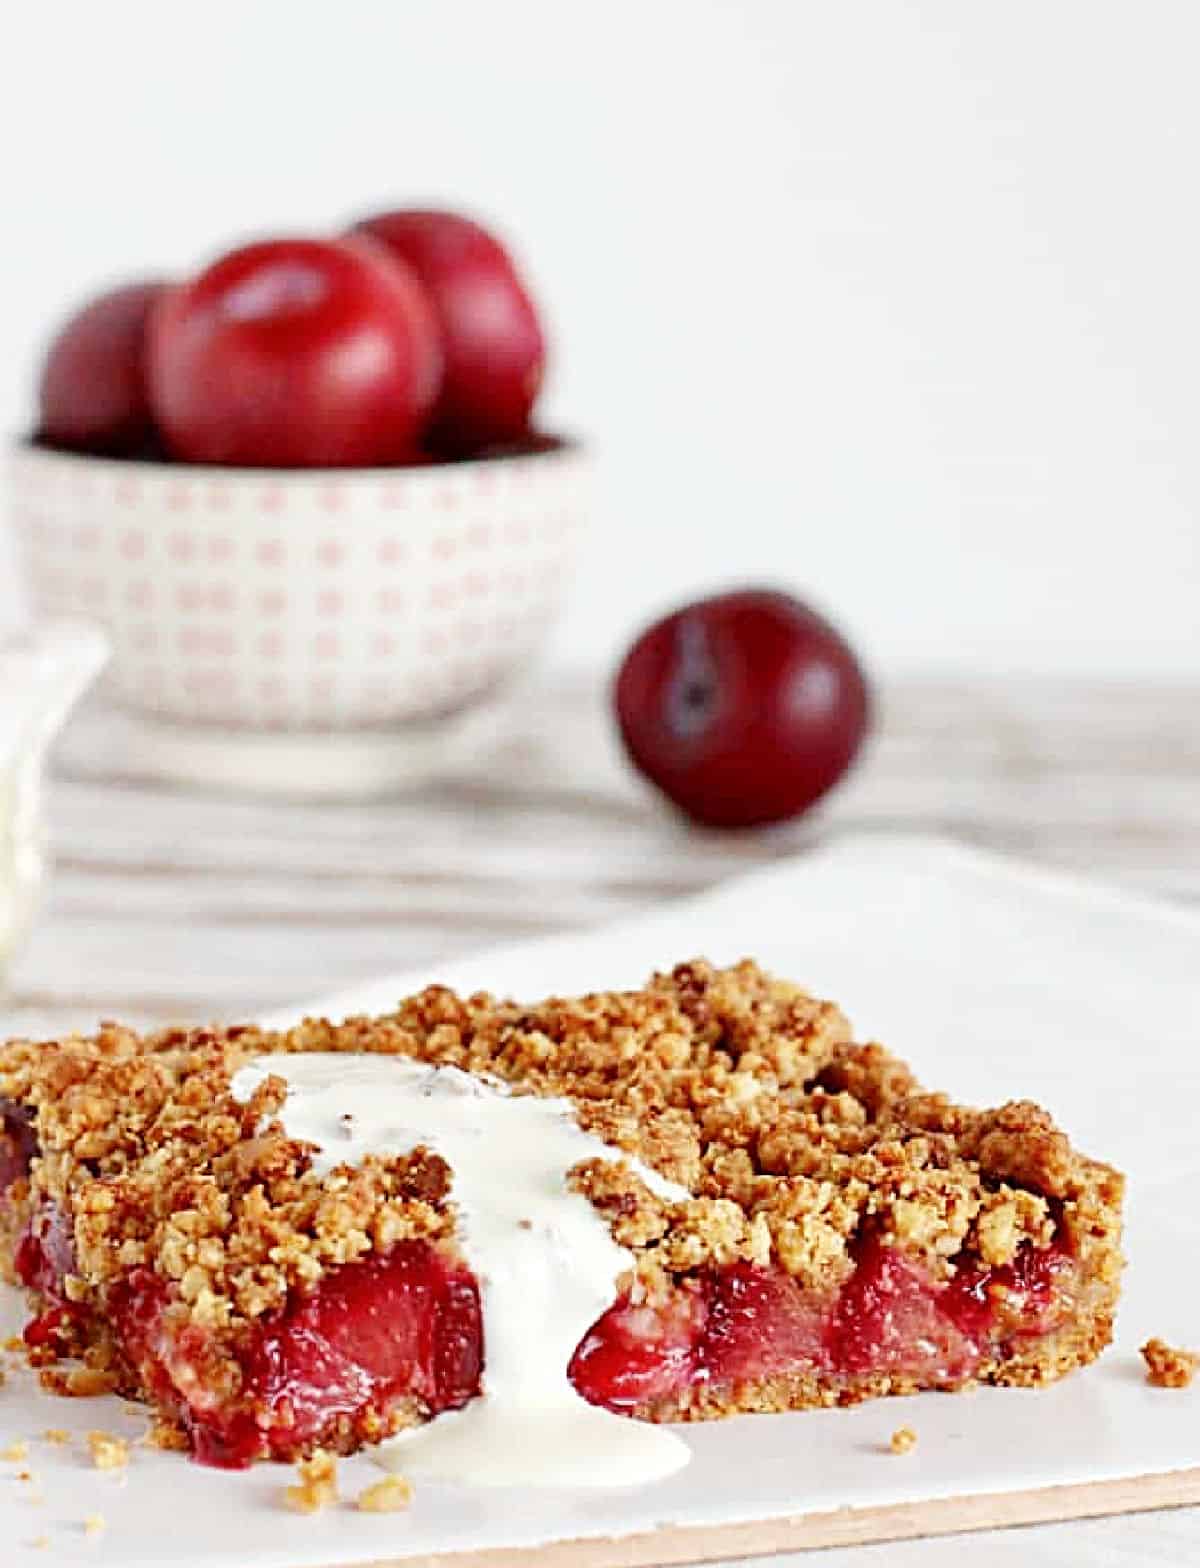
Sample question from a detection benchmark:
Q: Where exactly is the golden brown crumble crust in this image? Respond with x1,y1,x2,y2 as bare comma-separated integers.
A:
0,959,1124,1417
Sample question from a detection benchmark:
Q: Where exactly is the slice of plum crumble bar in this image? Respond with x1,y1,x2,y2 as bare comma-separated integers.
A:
0,961,1124,1475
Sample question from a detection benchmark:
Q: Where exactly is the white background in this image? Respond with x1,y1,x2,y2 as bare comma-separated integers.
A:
3,1,1198,679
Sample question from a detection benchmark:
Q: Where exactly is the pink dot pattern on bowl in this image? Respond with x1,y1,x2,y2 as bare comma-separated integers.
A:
12,450,585,728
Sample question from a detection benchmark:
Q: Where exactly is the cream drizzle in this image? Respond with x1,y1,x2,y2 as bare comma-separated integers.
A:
232,1053,691,1488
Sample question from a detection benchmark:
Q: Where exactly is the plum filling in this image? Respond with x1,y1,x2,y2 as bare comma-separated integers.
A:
2,1111,90,1357
0,1099,36,1194
569,1236,1076,1411
13,1198,90,1354
108,1242,483,1467
7,1176,1077,1467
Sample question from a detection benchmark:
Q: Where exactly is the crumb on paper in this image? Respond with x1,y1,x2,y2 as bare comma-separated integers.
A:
357,1475,413,1513
145,1414,188,1452
1,1440,29,1461
86,1431,129,1471
39,1366,116,1399
29,1536,49,1550
42,1429,70,1445
83,1513,106,1537
40,1367,118,1399
17,1468,35,1482
1141,1337,1198,1389
889,1426,918,1455
284,1450,338,1514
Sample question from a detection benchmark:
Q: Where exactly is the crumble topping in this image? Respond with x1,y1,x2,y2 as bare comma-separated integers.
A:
889,1425,918,1455
1,1439,30,1461
1141,1337,1197,1389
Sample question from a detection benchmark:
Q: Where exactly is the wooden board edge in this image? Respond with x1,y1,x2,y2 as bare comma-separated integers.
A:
334,1467,1200,1568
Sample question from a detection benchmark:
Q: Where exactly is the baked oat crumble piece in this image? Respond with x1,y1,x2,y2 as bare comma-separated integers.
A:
145,1413,190,1452
357,1474,414,1512
82,1513,106,1537
1,1439,29,1461
1141,1337,1198,1389
38,1368,119,1399
285,1449,339,1513
86,1430,128,1470
889,1425,918,1455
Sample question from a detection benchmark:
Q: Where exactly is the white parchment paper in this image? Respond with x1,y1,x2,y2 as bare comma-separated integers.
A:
2,834,1197,1566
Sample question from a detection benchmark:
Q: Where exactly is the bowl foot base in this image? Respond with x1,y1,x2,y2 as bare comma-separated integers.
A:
55,691,518,800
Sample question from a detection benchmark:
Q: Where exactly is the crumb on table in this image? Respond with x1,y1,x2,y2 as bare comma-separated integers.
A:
0,1439,29,1462
285,1450,339,1514
357,1474,413,1513
86,1430,129,1470
83,1513,106,1537
42,1429,70,1446
1141,1337,1198,1389
889,1425,918,1455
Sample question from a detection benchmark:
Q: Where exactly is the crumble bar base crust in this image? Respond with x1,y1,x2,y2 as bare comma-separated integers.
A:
0,960,1125,1460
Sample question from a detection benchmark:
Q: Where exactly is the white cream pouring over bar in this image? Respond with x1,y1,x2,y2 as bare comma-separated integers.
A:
232,1053,692,1487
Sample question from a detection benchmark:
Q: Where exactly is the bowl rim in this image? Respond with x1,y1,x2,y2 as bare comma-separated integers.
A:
8,430,583,480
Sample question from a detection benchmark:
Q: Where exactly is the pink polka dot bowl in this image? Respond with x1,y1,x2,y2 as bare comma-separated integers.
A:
8,438,587,735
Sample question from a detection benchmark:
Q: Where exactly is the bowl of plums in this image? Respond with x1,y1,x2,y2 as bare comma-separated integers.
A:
8,207,585,793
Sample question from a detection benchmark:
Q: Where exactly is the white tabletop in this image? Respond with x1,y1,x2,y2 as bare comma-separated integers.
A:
3,669,1198,1566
